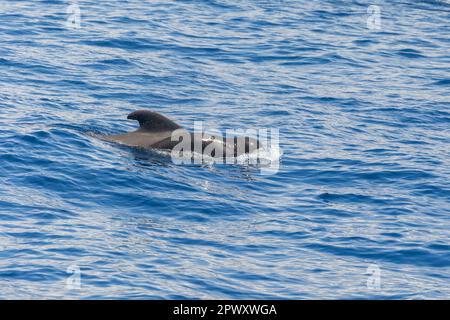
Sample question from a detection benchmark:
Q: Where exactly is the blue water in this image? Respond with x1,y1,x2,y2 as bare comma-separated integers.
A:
1,0,449,299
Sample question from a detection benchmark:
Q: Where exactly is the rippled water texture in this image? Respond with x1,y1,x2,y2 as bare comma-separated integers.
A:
0,0,449,299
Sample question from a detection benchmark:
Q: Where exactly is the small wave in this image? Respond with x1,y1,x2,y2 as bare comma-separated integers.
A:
431,78,450,86
396,48,426,59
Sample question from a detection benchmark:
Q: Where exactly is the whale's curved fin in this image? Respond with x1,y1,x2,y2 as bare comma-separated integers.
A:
127,110,182,132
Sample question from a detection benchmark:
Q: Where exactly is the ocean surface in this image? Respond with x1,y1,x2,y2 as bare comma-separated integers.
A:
0,0,449,299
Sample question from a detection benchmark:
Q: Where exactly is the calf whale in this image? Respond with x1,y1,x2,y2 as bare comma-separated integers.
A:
102,110,260,157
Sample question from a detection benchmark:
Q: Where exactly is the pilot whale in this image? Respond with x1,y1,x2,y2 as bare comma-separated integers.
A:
102,110,260,157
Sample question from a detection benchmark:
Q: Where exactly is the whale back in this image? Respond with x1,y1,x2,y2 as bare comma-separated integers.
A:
127,110,182,132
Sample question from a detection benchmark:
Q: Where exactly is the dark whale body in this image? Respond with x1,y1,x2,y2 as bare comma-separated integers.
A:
102,110,260,157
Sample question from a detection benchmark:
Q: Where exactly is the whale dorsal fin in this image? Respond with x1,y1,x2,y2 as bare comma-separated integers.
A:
127,110,182,132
